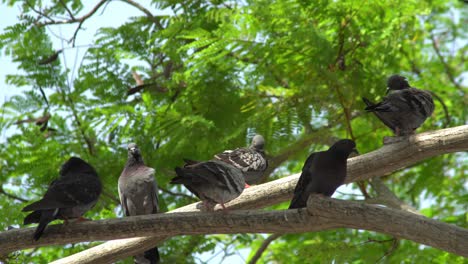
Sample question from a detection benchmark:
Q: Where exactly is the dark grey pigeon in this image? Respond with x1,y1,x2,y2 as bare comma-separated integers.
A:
289,139,357,209
363,75,434,137
213,134,268,185
171,160,245,210
118,143,160,264
23,157,102,240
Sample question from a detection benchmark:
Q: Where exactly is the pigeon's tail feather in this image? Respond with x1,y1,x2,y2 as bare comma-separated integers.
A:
134,247,160,264
33,209,56,241
171,168,188,184
362,97,376,111
24,210,41,225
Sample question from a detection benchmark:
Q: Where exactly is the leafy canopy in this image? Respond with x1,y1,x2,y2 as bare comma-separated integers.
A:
0,0,466,263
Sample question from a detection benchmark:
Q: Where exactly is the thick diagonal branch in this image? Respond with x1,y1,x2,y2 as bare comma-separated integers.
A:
23,125,468,263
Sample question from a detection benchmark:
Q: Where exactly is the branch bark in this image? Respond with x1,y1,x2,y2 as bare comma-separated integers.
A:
6,125,468,263
1,196,467,257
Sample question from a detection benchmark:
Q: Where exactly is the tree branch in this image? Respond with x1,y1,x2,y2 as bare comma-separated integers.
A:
119,0,164,29
1,196,467,257
0,186,29,203
36,0,109,27
366,177,421,215
429,33,462,91
247,234,281,264
21,125,468,263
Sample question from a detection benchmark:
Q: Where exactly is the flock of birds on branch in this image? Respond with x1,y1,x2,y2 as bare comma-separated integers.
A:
19,75,435,263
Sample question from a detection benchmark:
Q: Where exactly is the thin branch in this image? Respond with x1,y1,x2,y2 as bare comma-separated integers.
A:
429,91,451,128
58,0,75,20
119,0,163,29
36,0,109,27
46,125,468,263
0,186,29,203
429,33,462,91
366,177,421,215
376,238,399,263
247,234,281,264
69,21,84,47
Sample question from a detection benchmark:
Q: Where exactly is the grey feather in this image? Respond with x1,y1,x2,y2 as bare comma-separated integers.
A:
214,134,268,184
363,75,435,136
172,160,245,208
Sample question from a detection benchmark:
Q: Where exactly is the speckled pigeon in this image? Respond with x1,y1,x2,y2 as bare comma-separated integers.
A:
118,143,160,264
172,160,245,210
289,139,357,209
362,75,435,136
214,134,268,185
22,157,102,240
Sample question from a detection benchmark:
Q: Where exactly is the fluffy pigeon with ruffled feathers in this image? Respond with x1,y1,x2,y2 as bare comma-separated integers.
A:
289,139,357,209
23,157,102,240
172,160,245,210
119,143,160,264
214,134,268,184
363,75,434,136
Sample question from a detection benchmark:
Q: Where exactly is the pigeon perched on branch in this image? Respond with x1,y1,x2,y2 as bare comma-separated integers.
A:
289,139,357,209
172,160,245,211
213,134,268,185
182,135,268,186
363,75,434,137
118,143,160,264
22,157,102,240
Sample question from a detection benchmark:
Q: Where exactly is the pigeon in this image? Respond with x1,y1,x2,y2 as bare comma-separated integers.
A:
22,157,102,240
289,139,357,209
183,135,268,185
362,75,435,137
214,134,268,185
171,160,245,210
118,143,160,264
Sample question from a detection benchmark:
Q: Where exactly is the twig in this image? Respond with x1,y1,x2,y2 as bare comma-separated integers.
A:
367,178,421,215
58,0,75,20
376,238,399,263
429,91,451,128
69,21,84,47
119,0,163,29
429,33,462,91
0,186,29,203
247,234,281,264
36,0,109,27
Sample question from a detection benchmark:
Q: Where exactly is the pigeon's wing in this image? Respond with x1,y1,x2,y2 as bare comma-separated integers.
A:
23,174,101,212
363,97,399,131
118,179,130,217
289,153,317,209
215,148,252,170
143,168,159,214
404,88,435,117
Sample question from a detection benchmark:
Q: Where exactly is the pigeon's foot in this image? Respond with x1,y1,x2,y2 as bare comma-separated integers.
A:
220,203,230,213
76,216,91,222
245,183,251,188
196,201,216,212
383,136,408,145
